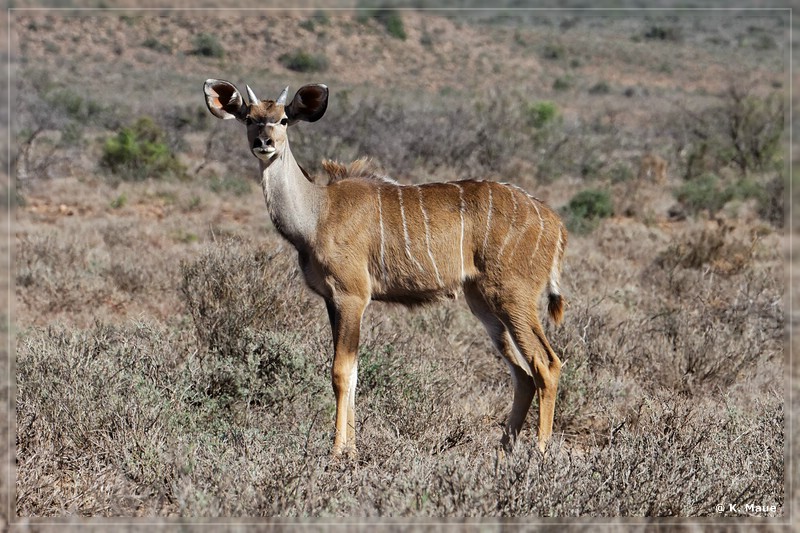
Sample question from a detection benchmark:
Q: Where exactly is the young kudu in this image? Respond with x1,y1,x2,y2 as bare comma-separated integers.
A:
203,79,568,457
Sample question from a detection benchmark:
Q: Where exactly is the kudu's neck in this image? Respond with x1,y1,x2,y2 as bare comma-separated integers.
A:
260,142,325,248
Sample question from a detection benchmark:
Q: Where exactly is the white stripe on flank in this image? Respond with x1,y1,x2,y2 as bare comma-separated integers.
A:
529,199,544,267
453,183,465,279
417,185,443,286
377,188,388,285
398,186,425,272
497,187,518,257
509,188,544,260
549,226,563,295
482,183,493,259
500,183,546,267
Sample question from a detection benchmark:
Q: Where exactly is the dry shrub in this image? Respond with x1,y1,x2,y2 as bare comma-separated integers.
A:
16,318,330,516
16,321,189,515
179,239,312,357
16,237,784,517
758,173,785,227
672,83,784,180
654,218,759,276
16,226,177,325
291,91,517,180
178,239,333,411
16,232,114,317
488,393,782,517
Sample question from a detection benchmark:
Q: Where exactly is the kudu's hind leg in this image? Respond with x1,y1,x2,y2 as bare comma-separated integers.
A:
504,311,562,453
464,284,536,452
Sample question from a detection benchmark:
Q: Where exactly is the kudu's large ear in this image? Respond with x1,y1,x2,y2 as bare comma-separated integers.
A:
204,79,248,120
285,84,328,125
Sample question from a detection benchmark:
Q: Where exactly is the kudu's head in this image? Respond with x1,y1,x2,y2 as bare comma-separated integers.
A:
203,79,328,162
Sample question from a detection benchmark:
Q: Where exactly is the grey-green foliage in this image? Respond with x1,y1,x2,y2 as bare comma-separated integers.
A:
358,7,407,40
561,188,614,234
279,50,329,72
674,173,768,216
100,116,186,182
142,36,172,54
179,240,307,358
526,100,559,129
190,33,224,58
379,9,407,40
680,86,784,178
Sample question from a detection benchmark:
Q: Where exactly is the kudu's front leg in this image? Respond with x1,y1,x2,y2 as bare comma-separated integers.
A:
326,295,368,458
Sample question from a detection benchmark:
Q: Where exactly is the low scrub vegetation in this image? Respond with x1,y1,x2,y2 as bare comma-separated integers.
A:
12,9,788,521
358,7,407,40
561,188,614,234
673,173,771,217
525,100,559,129
279,49,330,73
101,117,186,182
676,84,784,180
16,223,784,515
190,32,224,58
642,25,683,42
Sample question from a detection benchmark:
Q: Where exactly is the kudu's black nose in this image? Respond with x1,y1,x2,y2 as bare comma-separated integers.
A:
252,137,273,150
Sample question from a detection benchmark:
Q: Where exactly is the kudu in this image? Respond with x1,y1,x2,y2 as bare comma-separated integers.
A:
203,79,568,457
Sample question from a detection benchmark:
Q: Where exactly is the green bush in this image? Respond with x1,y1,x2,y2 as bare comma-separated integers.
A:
680,87,784,178
552,76,573,91
643,25,683,42
542,43,565,60
675,173,767,216
561,188,614,234
725,177,766,204
101,117,186,182
279,50,329,73
375,9,407,40
610,162,634,183
588,81,611,95
526,101,559,129
142,37,172,54
299,19,316,32
674,173,725,214
725,91,784,174
357,7,406,40
190,33,224,58
45,87,105,123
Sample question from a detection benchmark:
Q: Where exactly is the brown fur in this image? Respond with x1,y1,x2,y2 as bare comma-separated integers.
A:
322,157,386,183
312,175,568,454
204,79,569,458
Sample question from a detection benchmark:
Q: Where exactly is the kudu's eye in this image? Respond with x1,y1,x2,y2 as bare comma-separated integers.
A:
280,118,288,126
244,117,253,126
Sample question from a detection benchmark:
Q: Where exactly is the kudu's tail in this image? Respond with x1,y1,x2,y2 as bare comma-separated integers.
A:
547,224,567,325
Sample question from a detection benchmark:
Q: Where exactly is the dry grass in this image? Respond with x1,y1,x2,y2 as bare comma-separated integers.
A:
7,6,792,525
14,219,786,517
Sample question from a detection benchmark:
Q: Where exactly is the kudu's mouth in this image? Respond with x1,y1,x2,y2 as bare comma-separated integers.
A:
252,139,277,160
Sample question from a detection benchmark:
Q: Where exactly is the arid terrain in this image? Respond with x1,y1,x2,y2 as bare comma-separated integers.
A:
3,4,796,529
